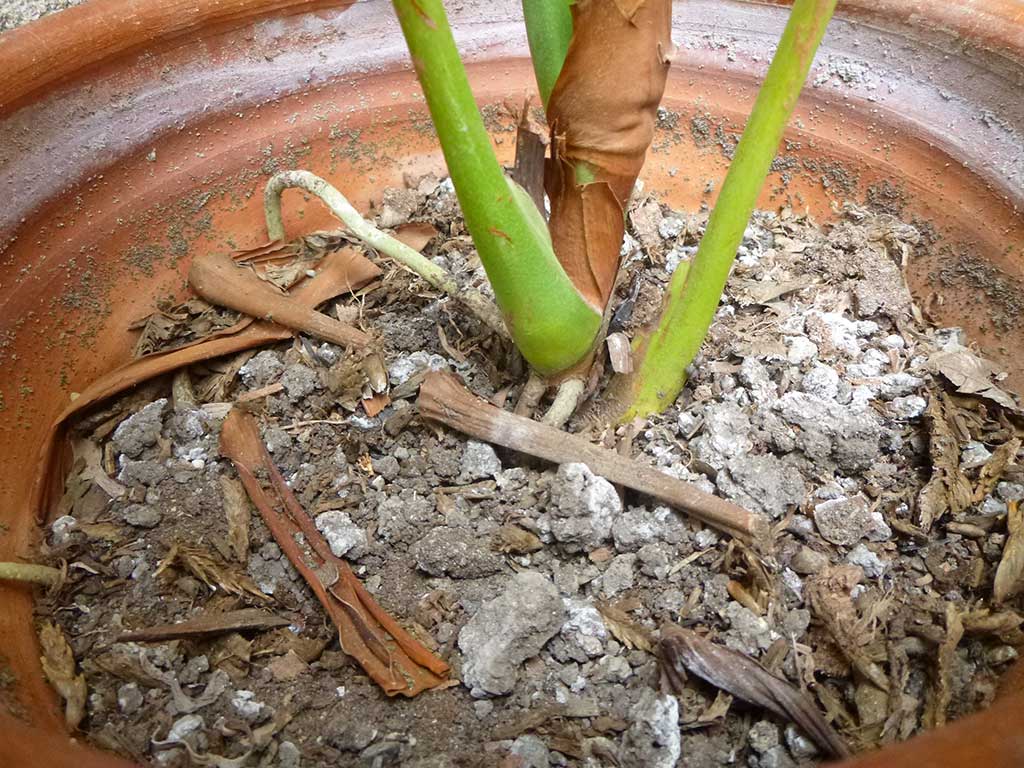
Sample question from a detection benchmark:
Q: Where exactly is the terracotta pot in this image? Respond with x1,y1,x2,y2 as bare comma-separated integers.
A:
0,1,1021,765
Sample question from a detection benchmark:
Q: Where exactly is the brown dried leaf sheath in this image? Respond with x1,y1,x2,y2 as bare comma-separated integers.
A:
994,501,1024,604
31,247,380,521
546,0,672,308
219,408,448,697
917,392,973,531
659,624,849,759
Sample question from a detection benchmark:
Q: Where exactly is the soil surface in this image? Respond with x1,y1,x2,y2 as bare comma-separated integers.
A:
35,176,1024,768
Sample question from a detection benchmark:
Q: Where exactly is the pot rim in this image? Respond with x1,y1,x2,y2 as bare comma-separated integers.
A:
2,0,1023,115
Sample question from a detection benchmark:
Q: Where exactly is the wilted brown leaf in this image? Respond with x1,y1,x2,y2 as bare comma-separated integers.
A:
928,344,1020,411
660,624,849,759
973,438,1021,503
597,601,654,653
994,500,1024,604
393,221,439,252
546,0,672,308
805,566,889,692
918,392,973,531
38,622,87,729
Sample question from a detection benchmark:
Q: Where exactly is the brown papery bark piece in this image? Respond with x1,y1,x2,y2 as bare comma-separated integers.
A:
546,0,672,308
118,608,291,642
189,250,373,348
416,372,769,548
31,247,379,522
219,409,449,697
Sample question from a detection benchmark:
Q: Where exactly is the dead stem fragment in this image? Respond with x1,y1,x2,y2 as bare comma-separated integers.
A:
994,500,1024,604
659,623,849,759
416,371,769,547
219,408,449,697
118,608,290,642
38,621,87,730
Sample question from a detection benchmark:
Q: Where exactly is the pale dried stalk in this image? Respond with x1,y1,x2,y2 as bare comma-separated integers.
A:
416,371,770,547
0,561,61,586
264,170,508,339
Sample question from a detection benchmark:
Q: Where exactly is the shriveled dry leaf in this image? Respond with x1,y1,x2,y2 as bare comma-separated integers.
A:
546,0,672,308
38,622,87,729
362,392,391,418
928,345,1020,411
961,608,1024,643
660,624,849,759
973,438,1021,503
491,525,543,555
597,601,654,653
918,392,973,531
220,476,251,564
697,691,733,724
729,277,811,307
156,543,270,603
994,500,1024,604
925,603,963,729
805,566,889,692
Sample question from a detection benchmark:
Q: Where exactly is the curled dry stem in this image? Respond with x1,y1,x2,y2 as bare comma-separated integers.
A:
264,170,508,340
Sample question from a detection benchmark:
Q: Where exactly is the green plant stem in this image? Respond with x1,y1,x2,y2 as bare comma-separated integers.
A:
522,0,573,107
0,561,61,587
264,170,508,339
392,0,602,376
622,0,836,419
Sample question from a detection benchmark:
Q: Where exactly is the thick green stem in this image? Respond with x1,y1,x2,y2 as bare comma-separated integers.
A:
392,0,601,376
522,0,573,107
622,0,836,419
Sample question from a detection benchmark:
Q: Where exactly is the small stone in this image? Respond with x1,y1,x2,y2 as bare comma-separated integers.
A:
890,395,926,420
510,735,551,768
723,602,774,655
598,554,636,598
694,529,719,549
112,399,167,458
618,690,680,768
739,358,776,404
593,654,632,683
961,441,992,469
560,599,607,658
658,215,685,240
847,543,887,578
775,391,885,473
50,515,78,546
123,504,162,528
542,463,621,551
263,426,293,454
118,458,169,487
388,351,448,386
168,713,204,742
784,724,819,759
813,495,891,546
458,571,565,696
611,507,661,552
239,351,284,388
749,721,780,753
691,401,754,470
716,454,805,519
280,364,319,401
790,546,829,575
459,440,502,481
278,740,302,768
876,373,924,400
786,336,818,365
997,482,1024,502
117,683,143,715
412,528,503,578
315,511,368,559
373,455,400,481
473,700,494,719
800,365,840,401
231,690,267,722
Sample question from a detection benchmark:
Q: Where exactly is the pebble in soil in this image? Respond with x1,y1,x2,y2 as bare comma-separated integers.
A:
37,175,1024,768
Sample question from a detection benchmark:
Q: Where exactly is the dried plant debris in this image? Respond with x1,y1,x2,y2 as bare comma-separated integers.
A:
155,543,271,603
994,501,1024,604
928,343,1021,412
659,623,849,759
38,621,87,729
917,391,974,531
34,180,1024,765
